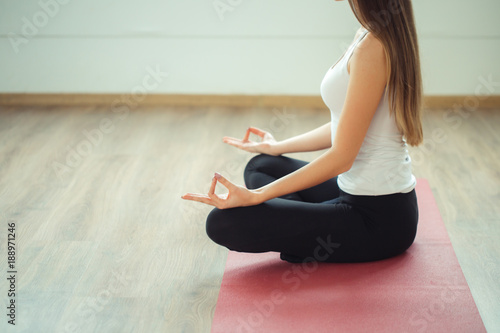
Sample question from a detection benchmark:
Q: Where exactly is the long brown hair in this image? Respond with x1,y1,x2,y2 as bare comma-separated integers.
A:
348,0,423,146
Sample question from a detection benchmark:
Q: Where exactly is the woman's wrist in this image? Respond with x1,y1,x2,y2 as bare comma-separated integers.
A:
249,188,271,205
269,141,285,156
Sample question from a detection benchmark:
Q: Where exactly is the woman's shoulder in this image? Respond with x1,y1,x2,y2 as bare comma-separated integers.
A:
351,32,386,68
353,26,367,39
348,31,387,81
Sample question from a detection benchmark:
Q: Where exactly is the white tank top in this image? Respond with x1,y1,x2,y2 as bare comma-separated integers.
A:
320,30,416,195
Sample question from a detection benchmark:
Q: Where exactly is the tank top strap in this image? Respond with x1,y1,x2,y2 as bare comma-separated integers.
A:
330,29,369,71
342,29,369,69
347,30,369,57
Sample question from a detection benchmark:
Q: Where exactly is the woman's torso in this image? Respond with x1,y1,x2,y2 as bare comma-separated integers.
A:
320,29,416,196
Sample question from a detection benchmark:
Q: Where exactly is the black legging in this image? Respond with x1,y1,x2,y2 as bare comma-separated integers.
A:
206,154,419,263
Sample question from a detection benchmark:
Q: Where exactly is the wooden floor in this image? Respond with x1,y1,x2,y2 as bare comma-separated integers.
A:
0,105,499,332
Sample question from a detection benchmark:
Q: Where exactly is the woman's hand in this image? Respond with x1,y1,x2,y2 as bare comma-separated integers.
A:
223,127,281,156
181,173,262,209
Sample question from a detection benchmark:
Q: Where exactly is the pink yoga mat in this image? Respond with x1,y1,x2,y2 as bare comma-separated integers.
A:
211,179,485,333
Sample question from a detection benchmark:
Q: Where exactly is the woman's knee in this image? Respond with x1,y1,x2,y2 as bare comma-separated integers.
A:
244,154,271,175
244,154,281,188
206,208,229,246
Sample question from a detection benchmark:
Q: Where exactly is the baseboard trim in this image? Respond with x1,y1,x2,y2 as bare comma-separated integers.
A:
0,93,499,109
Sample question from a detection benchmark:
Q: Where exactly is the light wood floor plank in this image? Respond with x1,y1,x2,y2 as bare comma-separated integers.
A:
0,106,498,332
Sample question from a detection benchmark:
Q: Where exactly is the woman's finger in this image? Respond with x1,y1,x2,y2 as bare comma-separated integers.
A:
182,191,229,209
225,137,259,148
208,175,217,195
223,136,242,142
223,138,248,150
248,127,267,138
242,127,267,143
243,128,252,142
182,193,209,199
213,173,234,191
181,193,215,206
208,193,225,208
223,136,243,145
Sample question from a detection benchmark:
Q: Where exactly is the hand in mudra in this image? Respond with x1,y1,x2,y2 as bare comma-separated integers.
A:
223,127,280,156
181,173,261,209
182,127,277,208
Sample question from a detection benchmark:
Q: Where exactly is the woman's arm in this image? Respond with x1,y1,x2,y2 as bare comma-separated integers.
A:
271,122,332,155
222,122,331,156
182,34,387,209
253,34,387,202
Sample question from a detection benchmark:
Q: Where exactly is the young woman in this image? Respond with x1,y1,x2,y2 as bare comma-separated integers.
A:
182,0,423,263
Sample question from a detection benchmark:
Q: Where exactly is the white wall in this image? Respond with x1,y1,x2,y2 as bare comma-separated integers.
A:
0,0,499,96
